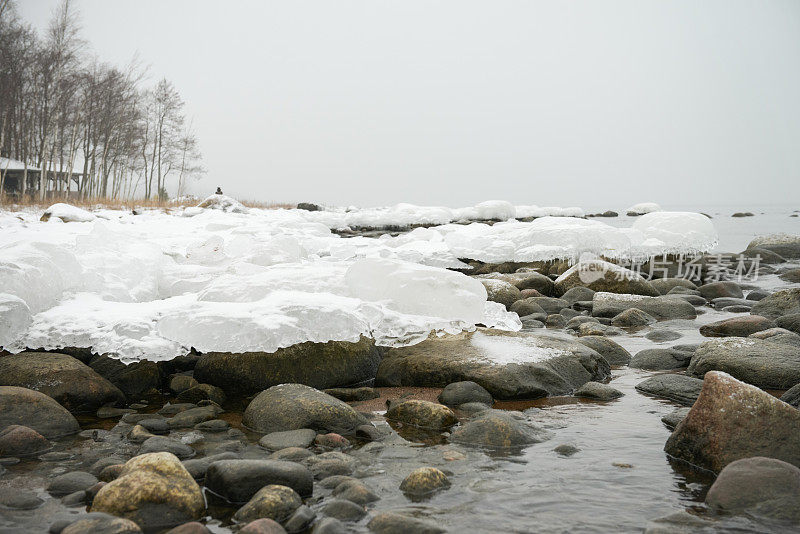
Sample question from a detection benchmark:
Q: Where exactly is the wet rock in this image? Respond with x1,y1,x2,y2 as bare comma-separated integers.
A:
560,286,596,305
332,479,378,505
195,337,381,396
779,268,800,283
776,313,800,335
0,424,50,456
704,456,800,523
182,451,240,481
47,471,98,496
243,384,367,435
746,289,771,301
645,329,682,342
629,348,694,371
565,316,598,330
519,288,544,299
554,260,659,297
139,436,195,459
61,490,87,506
0,352,126,413
127,425,155,444
509,298,546,317
259,429,317,451
89,354,162,398
312,517,348,534
322,387,379,402
98,464,124,482
687,337,800,389
239,518,288,534
781,383,800,407
751,288,800,319
710,297,752,309
176,384,226,405
450,409,552,449
610,308,657,328
304,452,356,479
528,296,570,314
233,484,302,524
699,315,774,337
545,314,567,328
553,444,580,457
650,278,697,295
675,294,707,306
194,419,229,432
269,447,315,462
665,371,800,471
284,505,316,532
661,407,690,430
138,418,169,434
577,322,623,337
168,405,222,428
377,329,610,400
322,498,366,521
0,487,44,509
643,511,715,534
635,374,703,406
314,433,349,450
169,375,199,394
698,281,743,300
400,467,451,497
438,381,493,407
206,459,313,502
746,234,800,260
591,293,697,320
158,403,197,416
574,336,631,365
164,523,212,534
61,514,143,534
479,278,521,308
92,452,205,530
367,512,446,534
0,386,81,438
574,381,623,400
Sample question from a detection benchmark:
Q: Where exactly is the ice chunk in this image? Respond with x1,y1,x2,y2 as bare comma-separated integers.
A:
40,203,96,223
0,293,32,348
631,212,717,257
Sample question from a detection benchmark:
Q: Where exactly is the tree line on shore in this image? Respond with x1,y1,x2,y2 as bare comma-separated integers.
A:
0,0,204,202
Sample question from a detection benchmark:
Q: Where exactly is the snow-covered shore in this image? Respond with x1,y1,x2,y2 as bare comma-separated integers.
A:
0,198,717,362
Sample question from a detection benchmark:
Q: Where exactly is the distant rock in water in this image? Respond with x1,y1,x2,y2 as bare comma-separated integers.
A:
296,202,322,211
731,212,754,217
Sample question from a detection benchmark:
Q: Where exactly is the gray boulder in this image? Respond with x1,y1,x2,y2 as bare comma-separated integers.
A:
205,459,314,502
699,315,774,337
610,308,656,327
781,383,800,407
591,292,697,320
705,457,800,523
438,381,493,407
376,329,610,400
746,234,800,259
560,286,595,306
573,381,623,400
751,288,800,319
242,384,367,435
687,337,800,389
650,278,697,295
553,260,659,297
0,385,80,438
698,281,743,300
635,374,703,406
630,348,694,370
89,354,161,398
259,429,317,451
0,352,126,413
477,271,554,295
194,337,382,395
574,336,631,365
777,313,800,335
450,410,552,449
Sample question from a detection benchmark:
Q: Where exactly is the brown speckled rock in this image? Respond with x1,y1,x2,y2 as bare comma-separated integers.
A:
399,467,451,496
385,400,456,430
665,371,800,472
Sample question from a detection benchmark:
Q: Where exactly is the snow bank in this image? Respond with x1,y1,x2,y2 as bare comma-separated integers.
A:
193,194,249,214
626,202,662,215
41,203,96,223
0,202,716,362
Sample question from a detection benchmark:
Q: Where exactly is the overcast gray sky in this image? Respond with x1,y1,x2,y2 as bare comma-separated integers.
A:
19,0,800,208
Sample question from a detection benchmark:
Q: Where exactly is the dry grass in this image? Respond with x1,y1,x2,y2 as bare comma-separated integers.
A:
0,194,296,212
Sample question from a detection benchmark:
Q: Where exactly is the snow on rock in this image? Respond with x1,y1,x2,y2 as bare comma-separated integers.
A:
194,194,249,214
40,203,96,223
630,212,717,257
625,202,662,216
